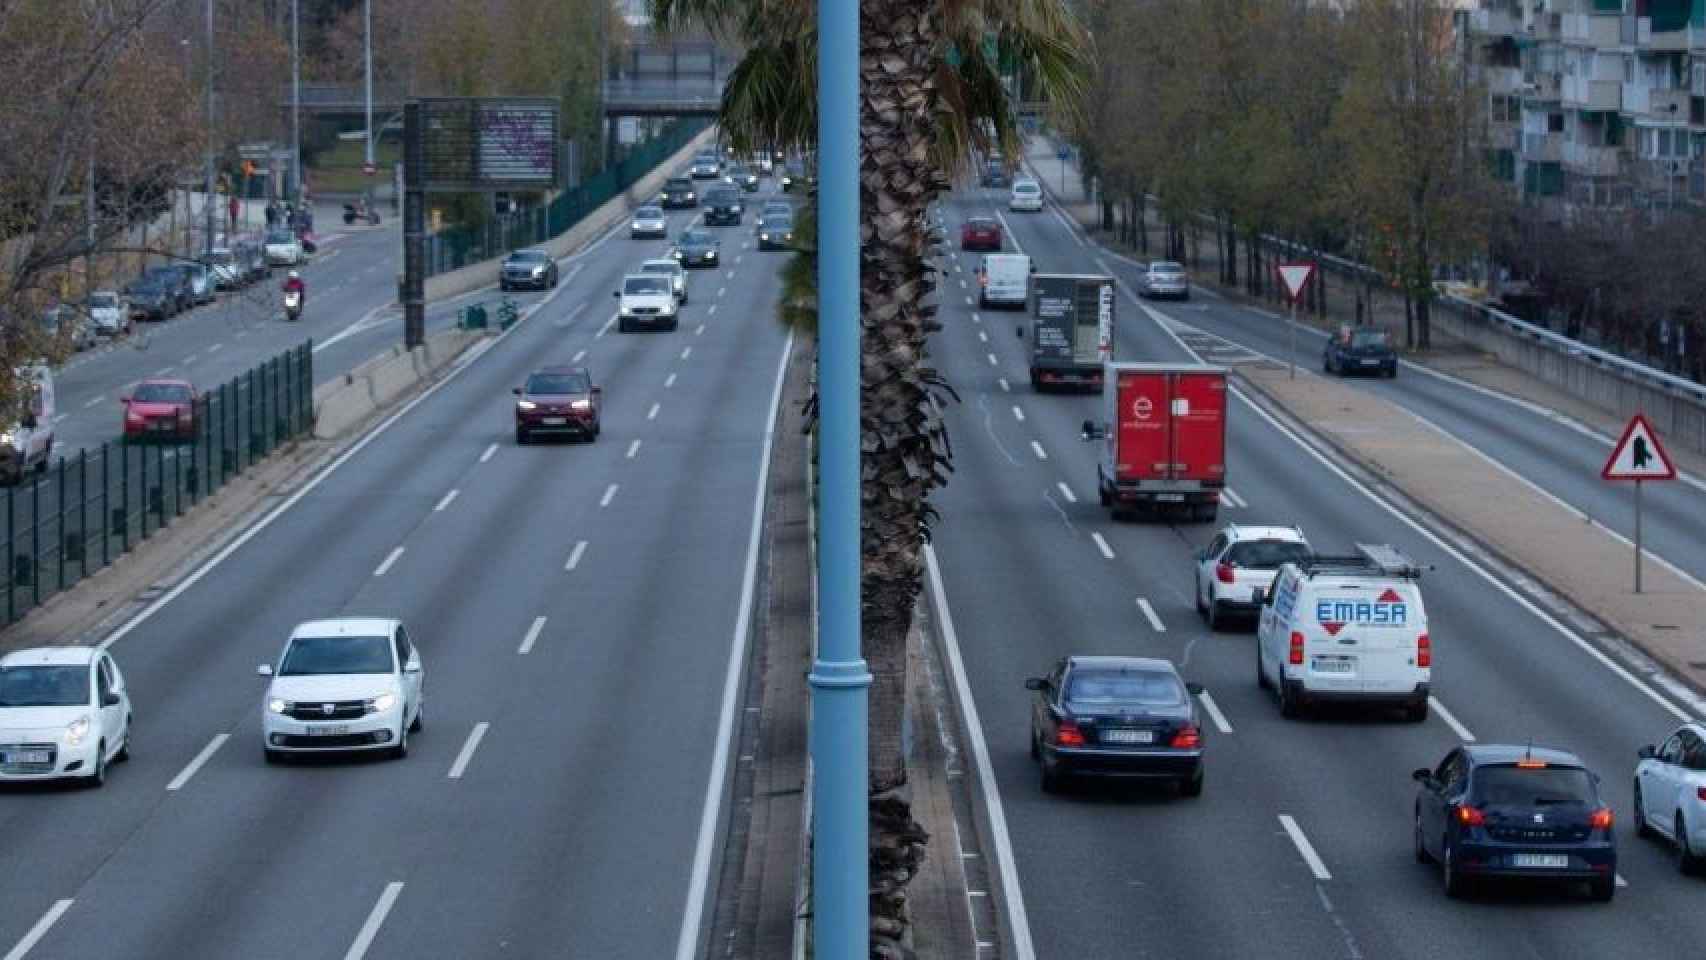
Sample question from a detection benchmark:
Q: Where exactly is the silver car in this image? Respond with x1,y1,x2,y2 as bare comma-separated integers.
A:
630,205,668,239
86,291,129,337
1138,261,1191,301
639,258,689,304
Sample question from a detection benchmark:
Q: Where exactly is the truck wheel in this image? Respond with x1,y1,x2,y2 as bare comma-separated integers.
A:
1098,480,1111,507
1194,503,1218,524
1278,677,1301,719
1404,699,1429,723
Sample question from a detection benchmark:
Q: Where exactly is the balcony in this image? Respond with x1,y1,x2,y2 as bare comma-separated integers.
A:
1521,72,1562,101
1622,84,1691,120
1562,13,1622,47
1522,131,1564,162
1473,8,1519,37
1563,75,1622,110
1563,142,1623,176
1486,66,1523,95
1523,12,1563,43
1634,17,1706,51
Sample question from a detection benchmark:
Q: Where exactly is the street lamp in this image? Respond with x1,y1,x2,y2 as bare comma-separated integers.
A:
203,0,215,257
292,0,301,211
364,0,374,172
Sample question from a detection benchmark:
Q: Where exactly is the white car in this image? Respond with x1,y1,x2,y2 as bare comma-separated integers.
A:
639,258,688,303
1195,524,1310,630
630,205,668,239
1009,178,1044,212
258,618,424,762
1635,722,1706,872
614,273,680,333
87,291,130,337
263,228,303,266
206,248,244,290
1138,261,1191,301
0,646,132,786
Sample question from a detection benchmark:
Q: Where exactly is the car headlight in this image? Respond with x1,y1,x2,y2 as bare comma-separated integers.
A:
760,233,769,241
531,266,544,276
516,400,537,411
371,692,397,713
672,251,683,260
125,412,143,424
268,697,287,714
65,715,91,745
685,192,695,200
706,250,717,259
785,233,793,241
570,399,592,410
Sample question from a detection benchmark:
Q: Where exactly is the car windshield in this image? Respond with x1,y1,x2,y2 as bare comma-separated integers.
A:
1350,330,1391,348
640,262,678,276
1152,263,1184,276
89,293,118,308
1225,540,1310,568
508,251,547,263
635,207,663,219
146,268,180,282
706,190,735,203
1473,765,1596,807
761,216,792,229
625,276,671,295
1066,669,1186,706
279,635,393,676
968,220,995,230
0,665,89,707
1014,183,1039,194
267,230,294,244
133,383,191,404
681,231,713,246
525,372,589,395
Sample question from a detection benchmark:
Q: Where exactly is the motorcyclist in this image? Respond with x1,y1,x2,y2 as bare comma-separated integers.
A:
281,270,305,307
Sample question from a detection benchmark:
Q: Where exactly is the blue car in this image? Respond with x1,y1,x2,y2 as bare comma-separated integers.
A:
1413,744,1616,901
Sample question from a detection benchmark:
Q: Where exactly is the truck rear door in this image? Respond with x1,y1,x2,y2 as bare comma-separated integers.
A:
1031,276,1075,367
1169,371,1226,483
1114,370,1170,483
1071,279,1114,367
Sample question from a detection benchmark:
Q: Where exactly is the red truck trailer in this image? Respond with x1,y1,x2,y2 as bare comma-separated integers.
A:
1081,362,1228,522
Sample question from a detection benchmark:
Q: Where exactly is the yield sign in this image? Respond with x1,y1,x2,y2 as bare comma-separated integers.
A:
1602,414,1676,481
1277,262,1315,303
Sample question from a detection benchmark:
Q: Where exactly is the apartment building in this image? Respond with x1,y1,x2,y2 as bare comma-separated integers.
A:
1469,0,1706,212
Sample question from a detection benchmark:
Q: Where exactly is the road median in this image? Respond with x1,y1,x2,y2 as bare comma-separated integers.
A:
312,328,486,441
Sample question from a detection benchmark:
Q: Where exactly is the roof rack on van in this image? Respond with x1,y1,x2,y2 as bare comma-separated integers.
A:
1295,544,1424,580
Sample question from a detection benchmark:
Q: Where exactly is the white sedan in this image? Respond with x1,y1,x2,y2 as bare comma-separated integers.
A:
259,617,424,762
0,646,132,786
1635,722,1706,872
263,229,303,266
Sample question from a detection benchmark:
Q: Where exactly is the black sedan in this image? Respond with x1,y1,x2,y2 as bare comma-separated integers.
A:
671,229,721,268
1413,744,1617,901
1324,325,1398,378
1027,655,1204,796
660,177,698,209
122,276,175,322
499,249,558,291
727,165,760,192
756,214,794,251
702,187,744,226
514,365,601,444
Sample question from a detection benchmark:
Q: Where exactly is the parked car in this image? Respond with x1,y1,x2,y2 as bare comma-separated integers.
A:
122,275,175,322
86,291,130,337
234,240,269,281
0,364,54,482
630,204,669,239
499,249,558,291
181,263,215,304
1027,655,1205,796
1634,722,1706,873
205,247,244,290
143,266,194,315
258,618,425,762
39,305,97,352
122,378,197,442
0,646,132,786
960,217,1002,251
1324,325,1398,378
513,365,601,444
1137,261,1191,301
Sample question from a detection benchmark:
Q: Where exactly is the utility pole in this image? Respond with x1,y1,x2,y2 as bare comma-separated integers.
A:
292,0,302,210
203,0,215,257
364,0,374,171
809,0,870,957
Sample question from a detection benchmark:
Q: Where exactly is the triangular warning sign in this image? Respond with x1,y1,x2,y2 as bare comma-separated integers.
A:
1277,262,1315,302
1321,622,1345,637
1602,414,1676,481
1377,588,1402,604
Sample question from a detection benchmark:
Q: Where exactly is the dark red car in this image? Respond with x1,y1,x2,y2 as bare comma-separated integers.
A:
961,216,1003,251
514,366,601,444
122,378,197,441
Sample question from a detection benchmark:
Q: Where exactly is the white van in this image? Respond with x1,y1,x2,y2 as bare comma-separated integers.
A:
977,253,1031,310
1255,543,1429,721
0,365,55,483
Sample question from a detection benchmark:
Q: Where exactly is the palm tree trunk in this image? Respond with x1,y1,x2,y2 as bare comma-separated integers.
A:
859,1,953,954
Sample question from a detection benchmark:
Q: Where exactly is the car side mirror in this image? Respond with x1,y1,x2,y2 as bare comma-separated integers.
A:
119,395,131,405
1411,768,1433,784
1638,744,1657,760
1024,677,1044,691
256,663,274,677
101,691,121,707
1185,682,1204,696
404,659,421,674
1080,420,1106,441
591,386,603,395
612,290,620,298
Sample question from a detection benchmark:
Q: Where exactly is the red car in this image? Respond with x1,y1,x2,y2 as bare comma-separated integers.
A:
122,378,197,441
961,217,1003,251
514,365,601,444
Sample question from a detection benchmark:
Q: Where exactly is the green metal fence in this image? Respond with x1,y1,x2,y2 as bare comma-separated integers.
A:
428,118,714,275
2,342,313,626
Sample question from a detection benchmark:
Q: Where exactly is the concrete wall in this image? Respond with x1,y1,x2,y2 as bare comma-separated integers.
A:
422,125,720,303
312,328,485,440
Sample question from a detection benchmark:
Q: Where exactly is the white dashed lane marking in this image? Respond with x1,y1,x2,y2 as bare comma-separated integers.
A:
565,540,588,571
1055,482,1076,504
1091,533,1115,559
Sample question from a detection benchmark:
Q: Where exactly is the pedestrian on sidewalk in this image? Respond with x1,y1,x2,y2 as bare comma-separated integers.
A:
228,194,240,235
265,202,278,228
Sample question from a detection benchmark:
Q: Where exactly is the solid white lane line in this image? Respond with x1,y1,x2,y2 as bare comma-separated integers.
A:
166,733,229,792
480,443,498,463
342,882,405,960
924,545,1036,960
565,540,587,571
674,329,795,960
1222,487,1247,509
518,616,547,655
1011,405,1024,422
207,342,222,352
1198,692,1233,734
979,330,989,343
665,372,677,388
648,402,661,420
373,547,404,577
1429,696,1476,742
708,304,718,315
447,722,489,779
680,346,693,360
572,349,587,363
987,353,998,366
50,413,67,425
597,314,615,337
600,483,619,508
1135,598,1166,632
83,395,103,408
998,378,1010,392
1030,441,1048,461
626,439,641,459
696,324,706,335
1278,815,1333,881
433,489,459,512
1055,481,1077,504
3,899,74,960
1091,532,1115,559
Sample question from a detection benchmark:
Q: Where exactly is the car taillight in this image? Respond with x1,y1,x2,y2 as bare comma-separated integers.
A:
1288,631,1305,665
1170,725,1201,749
1416,633,1431,668
1456,805,1486,827
1698,786,1706,803
1589,808,1613,830
1215,562,1235,584
1055,721,1085,748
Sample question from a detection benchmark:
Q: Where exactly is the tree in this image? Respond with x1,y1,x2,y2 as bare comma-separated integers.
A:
653,0,1089,952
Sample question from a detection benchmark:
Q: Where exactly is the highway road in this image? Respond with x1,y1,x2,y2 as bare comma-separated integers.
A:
926,185,1706,959
0,176,795,958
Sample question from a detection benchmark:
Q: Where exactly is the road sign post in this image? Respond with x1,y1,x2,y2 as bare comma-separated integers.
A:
1276,262,1316,380
1602,413,1677,593
1057,145,1070,193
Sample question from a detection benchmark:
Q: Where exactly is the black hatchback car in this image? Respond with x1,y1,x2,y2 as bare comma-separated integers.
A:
660,177,698,209
1413,744,1616,901
702,187,744,226
1324,325,1398,378
499,249,558,291
122,275,176,322
671,229,720,268
1027,656,1205,796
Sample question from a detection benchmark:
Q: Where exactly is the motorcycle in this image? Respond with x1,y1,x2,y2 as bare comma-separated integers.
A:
343,202,380,226
283,289,302,322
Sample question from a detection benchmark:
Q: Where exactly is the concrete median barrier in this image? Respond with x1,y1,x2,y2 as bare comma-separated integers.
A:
312,329,485,441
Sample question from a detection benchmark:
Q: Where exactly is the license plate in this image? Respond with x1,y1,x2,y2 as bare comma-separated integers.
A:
1155,494,1185,502
307,725,349,736
3,750,49,764
1100,729,1154,745
152,422,172,431
1361,358,1381,366
542,417,566,426
1512,854,1569,869
1311,656,1354,674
